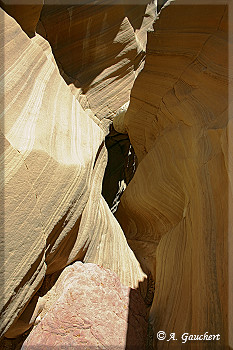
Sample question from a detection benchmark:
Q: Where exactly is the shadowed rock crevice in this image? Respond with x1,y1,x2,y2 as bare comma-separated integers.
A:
157,0,169,13
102,125,138,213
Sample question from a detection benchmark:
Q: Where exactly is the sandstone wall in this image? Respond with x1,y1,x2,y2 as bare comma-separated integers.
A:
0,8,148,338
115,2,231,348
0,1,43,37
0,0,232,348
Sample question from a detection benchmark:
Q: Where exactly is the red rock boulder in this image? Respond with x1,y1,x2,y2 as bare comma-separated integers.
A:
22,262,148,349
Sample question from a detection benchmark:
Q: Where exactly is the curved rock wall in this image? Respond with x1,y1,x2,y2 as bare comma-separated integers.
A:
1,0,231,348
116,2,230,348
0,8,147,338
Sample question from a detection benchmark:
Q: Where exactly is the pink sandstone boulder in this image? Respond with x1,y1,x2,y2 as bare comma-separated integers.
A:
22,262,148,349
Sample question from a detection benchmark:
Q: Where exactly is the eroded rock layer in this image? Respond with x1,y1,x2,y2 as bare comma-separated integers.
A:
0,9,146,338
115,2,231,348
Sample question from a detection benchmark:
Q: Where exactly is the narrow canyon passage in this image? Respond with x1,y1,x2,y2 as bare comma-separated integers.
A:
102,126,137,213
0,1,232,349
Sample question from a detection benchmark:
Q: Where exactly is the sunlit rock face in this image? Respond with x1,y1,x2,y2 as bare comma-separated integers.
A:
116,2,231,348
1,0,231,348
0,8,147,338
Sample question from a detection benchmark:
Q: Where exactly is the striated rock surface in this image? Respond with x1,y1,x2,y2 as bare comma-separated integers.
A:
116,2,231,349
0,8,146,338
38,1,156,121
22,262,148,350
1,0,232,348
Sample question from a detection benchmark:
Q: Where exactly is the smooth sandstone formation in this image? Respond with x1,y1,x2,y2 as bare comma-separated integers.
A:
116,2,231,349
38,1,156,121
1,0,232,348
22,262,148,350
0,9,146,338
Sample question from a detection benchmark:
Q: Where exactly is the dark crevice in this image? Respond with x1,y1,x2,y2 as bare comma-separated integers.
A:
157,0,169,13
102,124,137,213
102,124,156,350
93,141,105,169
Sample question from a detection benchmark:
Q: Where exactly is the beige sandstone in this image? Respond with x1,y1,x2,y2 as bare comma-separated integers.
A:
116,2,231,348
0,1,232,348
0,8,146,338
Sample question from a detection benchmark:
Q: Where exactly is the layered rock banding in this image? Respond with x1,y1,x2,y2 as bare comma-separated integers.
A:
0,0,232,349
115,2,231,349
0,3,155,339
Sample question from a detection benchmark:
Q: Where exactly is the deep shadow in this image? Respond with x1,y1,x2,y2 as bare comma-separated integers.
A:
125,287,152,350
102,125,137,212
157,0,169,13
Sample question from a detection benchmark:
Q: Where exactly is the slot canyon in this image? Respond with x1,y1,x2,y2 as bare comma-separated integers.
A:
0,0,232,349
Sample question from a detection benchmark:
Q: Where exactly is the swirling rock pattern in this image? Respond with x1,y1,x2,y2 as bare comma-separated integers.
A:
1,0,232,348
116,2,231,348
0,9,146,338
